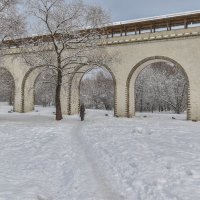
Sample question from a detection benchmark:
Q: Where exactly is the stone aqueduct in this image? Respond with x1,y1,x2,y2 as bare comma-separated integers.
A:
1,11,200,121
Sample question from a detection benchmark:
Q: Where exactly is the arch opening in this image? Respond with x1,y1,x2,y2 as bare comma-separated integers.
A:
34,69,56,113
69,64,116,117
80,67,115,114
127,56,190,120
0,67,15,112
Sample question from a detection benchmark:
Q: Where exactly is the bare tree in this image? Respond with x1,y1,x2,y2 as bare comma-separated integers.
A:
0,1,25,109
21,0,111,120
0,0,25,42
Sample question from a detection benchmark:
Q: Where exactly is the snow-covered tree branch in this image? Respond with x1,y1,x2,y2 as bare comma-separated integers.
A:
0,0,25,42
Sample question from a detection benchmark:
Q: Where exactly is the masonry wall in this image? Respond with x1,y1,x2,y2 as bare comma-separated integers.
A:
1,27,200,121
103,27,200,121
1,54,29,112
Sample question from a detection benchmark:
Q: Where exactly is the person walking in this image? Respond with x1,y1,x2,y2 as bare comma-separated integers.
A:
80,104,85,121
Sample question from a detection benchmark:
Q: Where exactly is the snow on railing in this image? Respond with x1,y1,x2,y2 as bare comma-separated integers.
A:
112,10,200,26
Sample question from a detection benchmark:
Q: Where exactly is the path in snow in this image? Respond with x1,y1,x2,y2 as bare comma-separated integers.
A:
70,115,124,200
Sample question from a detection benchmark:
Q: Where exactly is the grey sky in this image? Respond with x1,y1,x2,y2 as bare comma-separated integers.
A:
85,0,200,22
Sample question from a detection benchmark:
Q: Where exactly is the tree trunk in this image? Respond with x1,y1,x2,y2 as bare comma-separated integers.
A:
55,68,63,120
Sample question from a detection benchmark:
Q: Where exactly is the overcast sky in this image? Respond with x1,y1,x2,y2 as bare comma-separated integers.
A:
85,0,200,22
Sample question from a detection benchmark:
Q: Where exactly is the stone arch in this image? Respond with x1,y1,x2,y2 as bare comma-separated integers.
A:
0,67,16,111
22,66,69,113
68,64,117,116
21,66,45,112
33,69,53,107
126,56,190,119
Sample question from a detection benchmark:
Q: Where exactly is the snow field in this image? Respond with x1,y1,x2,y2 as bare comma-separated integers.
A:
0,106,199,200
80,111,200,199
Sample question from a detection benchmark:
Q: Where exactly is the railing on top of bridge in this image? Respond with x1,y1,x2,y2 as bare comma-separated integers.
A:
104,10,200,38
1,10,200,49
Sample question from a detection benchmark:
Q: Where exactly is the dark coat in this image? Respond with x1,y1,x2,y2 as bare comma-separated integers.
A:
80,104,85,118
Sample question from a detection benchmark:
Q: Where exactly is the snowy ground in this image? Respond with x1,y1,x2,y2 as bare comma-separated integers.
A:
0,104,200,200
